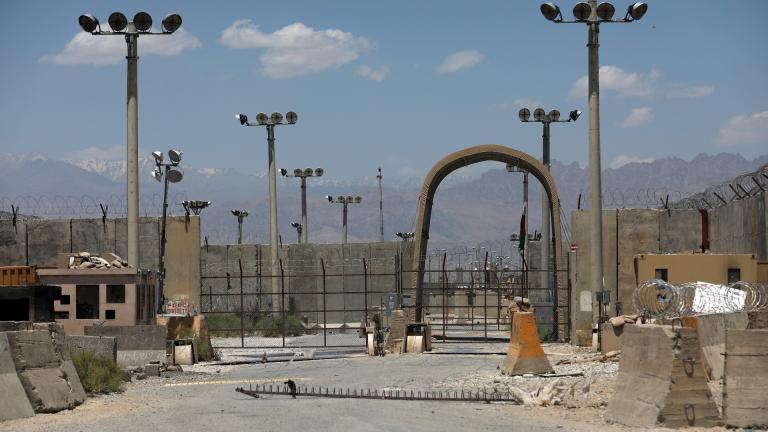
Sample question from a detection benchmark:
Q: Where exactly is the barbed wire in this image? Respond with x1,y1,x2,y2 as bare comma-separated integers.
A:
0,193,190,219
633,279,768,319
668,163,768,210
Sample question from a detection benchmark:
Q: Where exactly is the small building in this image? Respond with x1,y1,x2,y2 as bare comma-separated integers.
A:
634,253,765,285
0,266,61,322
37,267,156,335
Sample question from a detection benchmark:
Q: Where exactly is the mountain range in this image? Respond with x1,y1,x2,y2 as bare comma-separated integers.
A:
1,152,766,254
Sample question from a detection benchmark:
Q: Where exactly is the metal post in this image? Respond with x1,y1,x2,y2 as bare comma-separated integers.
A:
483,252,488,342
157,165,169,314
541,121,551,297
587,0,605,333
363,258,368,326
279,259,285,348
300,177,308,243
267,124,280,309
239,259,244,348
237,215,243,245
321,259,327,347
126,30,140,267
441,253,447,342
523,171,529,291
377,167,384,242
341,202,348,244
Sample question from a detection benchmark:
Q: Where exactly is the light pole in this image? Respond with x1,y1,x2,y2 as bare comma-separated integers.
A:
290,222,303,244
507,164,529,279
326,195,362,244
151,149,183,314
519,107,580,293
231,209,249,245
540,1,648,327
377,167,384,242
78,12,183,268
280,167,323,244
236,111,297,303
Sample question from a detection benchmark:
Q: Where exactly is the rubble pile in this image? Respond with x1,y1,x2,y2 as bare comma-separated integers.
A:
67,252,131,269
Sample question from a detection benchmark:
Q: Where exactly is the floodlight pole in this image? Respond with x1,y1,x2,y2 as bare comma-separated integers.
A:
541,121,551,294
237,215,244,245
158,164,170,314
126,28,140,268
266,124,279,301
377,168,384,242
342,201,349,245
300,177,308,244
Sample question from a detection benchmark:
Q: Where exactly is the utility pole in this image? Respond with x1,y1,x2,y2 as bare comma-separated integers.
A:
377,167,384,242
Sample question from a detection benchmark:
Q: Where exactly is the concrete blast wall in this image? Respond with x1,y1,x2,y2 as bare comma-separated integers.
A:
84,325,166,367
569,191,767,344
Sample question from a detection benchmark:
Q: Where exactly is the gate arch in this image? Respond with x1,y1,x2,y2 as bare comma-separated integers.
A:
410,144,563,334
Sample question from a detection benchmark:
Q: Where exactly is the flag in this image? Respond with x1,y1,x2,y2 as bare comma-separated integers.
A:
518,204,527,252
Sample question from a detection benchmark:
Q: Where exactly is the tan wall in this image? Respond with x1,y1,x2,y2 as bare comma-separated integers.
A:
758,262,768,283
164,216,201,309
53,282,137,335
634,253,758,286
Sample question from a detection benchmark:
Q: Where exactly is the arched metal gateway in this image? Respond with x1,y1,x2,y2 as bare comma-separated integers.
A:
409,144,566,339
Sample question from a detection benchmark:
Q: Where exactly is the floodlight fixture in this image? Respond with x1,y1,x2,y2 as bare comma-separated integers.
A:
569,110,581,121
291,222,301,228
355,196,362,204
236,113,248,125
395,231,415,241
168,149,182,164
133,12,152,32
286,111,298,124
151,169,162,182
337,196,345,203
279,168,288,176
152,151,164,164
294,168,303,176
573,2,592,21
596,2,616,20
346,196,354,203
166,168,183,183
518,108,531,122
78,14,99,33
315,168,324,177
540,3,561,21
548,109,561,121
256,113,268,125
326,195,333,202
626,2,648,21
270,112,283,124
108,12,128,32
533,108,546,121
161,14,182,33
303,168,313,176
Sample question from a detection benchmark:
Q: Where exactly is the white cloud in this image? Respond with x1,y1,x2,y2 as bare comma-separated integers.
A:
39,28,201,66
436,50,484,74
570,66,660,97
68,145,125,161
716,110,768,146
619,107,653,128
667,85,714,98
609,154,655,169
357,65,388,81
219,20,373,78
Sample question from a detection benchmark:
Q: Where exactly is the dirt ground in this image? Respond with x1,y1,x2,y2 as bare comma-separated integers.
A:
1,342,732,432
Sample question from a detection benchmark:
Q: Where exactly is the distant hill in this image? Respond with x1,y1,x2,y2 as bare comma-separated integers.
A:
1,152,765,251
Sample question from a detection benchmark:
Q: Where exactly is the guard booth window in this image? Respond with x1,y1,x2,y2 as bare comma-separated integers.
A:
76,285,99,319
727,268,741,284
655,268,668,282
107,285,125,303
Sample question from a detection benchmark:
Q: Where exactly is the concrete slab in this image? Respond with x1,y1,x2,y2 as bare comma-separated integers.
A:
65,335,118,362
0,333,35,421
683,312,747,380
724,329,768,428
20,366,84,413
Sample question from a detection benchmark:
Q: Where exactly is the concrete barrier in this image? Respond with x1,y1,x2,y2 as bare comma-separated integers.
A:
0,332,35,421
4,329,85,413
748,310,768,329
65,335,118,363
607,325,721,428
682,312,748,380
724,329,768,428
501,312,553,375
84,325,166,367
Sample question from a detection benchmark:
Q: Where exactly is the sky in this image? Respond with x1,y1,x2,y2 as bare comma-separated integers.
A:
1,1,767,182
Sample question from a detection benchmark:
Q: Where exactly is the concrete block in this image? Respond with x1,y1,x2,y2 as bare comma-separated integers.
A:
60,360,86,400
600,322,624,354
84,325,166,350
19,366,85,413
0,321,34,332
748,310,768,329
144,363,161,377
116,350,166,367
607,325,721,428
724,329,768,428
683,312,748,380
0,333,35,421
65,335,118,363
4,330,62,370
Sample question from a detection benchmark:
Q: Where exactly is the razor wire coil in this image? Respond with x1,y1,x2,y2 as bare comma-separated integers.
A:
633,279,768,319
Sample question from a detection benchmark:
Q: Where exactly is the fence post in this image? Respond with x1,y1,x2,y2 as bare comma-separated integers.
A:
470,271,474,331
441,253,447,343
280,259,285,348
239,259,244,348
363,258,369,327
321,259,327,348
483,251,489,343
